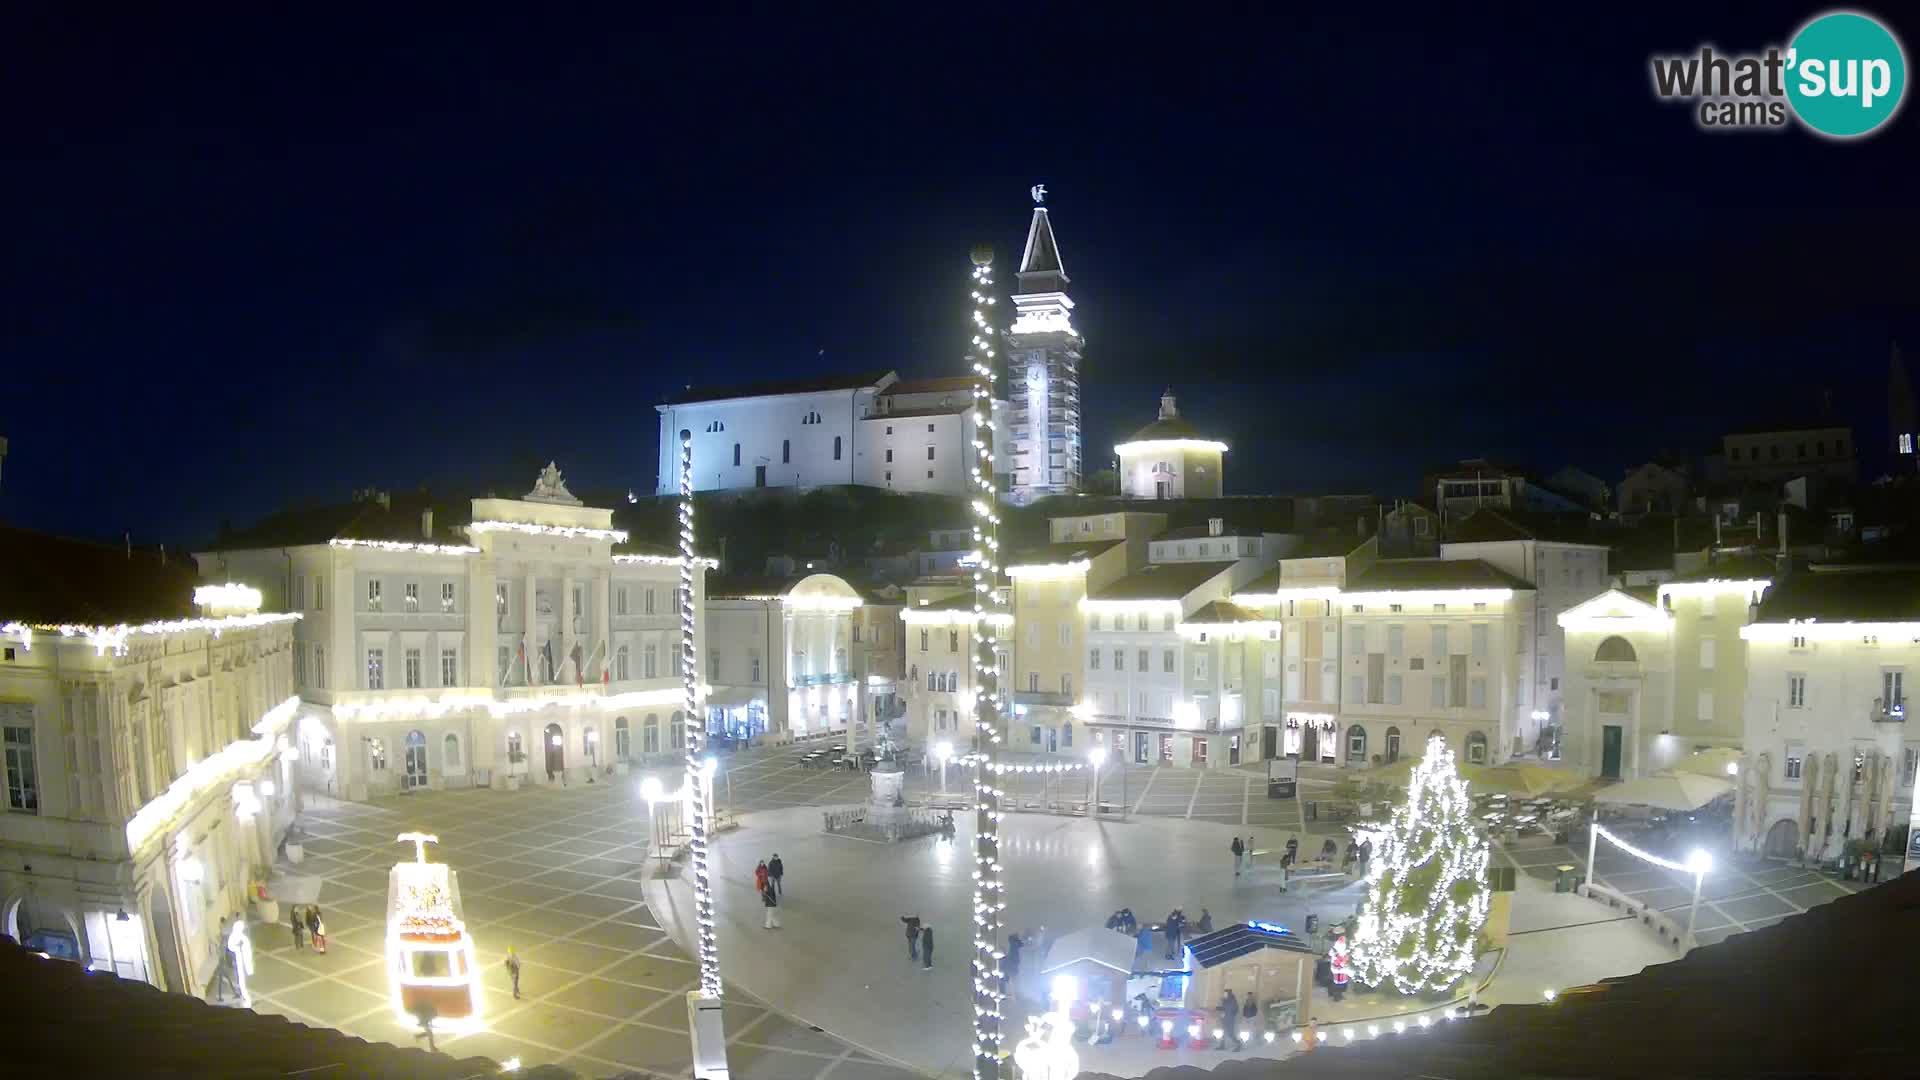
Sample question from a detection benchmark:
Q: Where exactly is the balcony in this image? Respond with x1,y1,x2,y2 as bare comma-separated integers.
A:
792,672,857,688
1013,689,1076,708
1874,696,1906,723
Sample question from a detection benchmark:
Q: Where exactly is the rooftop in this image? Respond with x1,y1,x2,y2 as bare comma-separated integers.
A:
1346,558,1534,593
1444,508,1611,547
882,376,976,396
1183,600,1270,625
0,524,201,625
1185,921,1314,970
1089,560,1237,601
1005,538,1124,567
0,934,493,1079
660,368,895,406
1159,524,1254,541
1668,552,1779,585
1120,414,1205,444
1752,565,1920,623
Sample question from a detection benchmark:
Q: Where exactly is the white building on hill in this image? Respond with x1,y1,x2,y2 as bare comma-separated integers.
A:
197,465,705,800
654,371,1007,497
1116,390,1227,500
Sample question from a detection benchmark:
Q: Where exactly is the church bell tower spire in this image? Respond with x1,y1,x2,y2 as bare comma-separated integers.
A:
1006,184,1083,505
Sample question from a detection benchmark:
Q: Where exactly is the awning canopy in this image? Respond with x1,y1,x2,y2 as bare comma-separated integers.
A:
1593,771,1733,811
1040,927,1139,976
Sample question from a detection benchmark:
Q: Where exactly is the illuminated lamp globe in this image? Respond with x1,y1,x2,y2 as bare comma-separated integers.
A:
640,776,665,802
970,243,995,268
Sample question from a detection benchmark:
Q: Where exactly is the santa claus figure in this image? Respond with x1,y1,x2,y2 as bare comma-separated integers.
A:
1329,932,1351,1002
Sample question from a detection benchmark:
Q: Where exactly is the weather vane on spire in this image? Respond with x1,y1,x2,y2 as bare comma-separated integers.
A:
1030,183,1047,204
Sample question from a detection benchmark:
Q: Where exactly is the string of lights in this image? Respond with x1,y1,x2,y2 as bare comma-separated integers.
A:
678,428,723,1000
965,244,1008,1080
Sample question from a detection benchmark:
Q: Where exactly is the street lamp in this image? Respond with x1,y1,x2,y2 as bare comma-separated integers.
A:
1089,746,1108,817
935,740,953,794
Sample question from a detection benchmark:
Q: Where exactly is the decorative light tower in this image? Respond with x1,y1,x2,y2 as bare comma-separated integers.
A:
679,428,728,1079
966,244,1010,1080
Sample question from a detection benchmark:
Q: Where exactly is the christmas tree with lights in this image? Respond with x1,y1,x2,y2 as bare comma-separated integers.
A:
1350,732,1491,995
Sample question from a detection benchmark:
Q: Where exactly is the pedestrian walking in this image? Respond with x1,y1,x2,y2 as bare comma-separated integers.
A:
1219,989,1240,1048
754,860,770,895
1359,837,1374,876
307,906,327,954
1003,932,1022,996
761,882,781,929
1231,835,1245,877
505,946,522,999
920,925,934,970
213,917,238,999
902,916,921,961
289,905,305,950
1163,910,1182,961
1245,835,1258,871
768,853,785,897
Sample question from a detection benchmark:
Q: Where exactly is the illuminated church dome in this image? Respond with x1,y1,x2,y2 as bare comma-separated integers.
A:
1115,390,1227,500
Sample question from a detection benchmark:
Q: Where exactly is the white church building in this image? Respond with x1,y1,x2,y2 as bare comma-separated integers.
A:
653,371,1008,497
1116,390,1227,500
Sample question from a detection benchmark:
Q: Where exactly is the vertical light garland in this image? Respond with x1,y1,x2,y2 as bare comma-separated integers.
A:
679,428,722,998
966,244,1007,1080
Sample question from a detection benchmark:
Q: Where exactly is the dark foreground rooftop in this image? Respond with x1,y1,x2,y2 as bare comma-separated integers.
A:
1081,859,1917,1079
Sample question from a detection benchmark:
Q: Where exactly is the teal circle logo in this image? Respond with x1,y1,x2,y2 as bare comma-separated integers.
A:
1786,11,1907,137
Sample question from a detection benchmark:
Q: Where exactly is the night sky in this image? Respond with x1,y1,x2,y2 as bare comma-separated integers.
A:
4,5,1917,545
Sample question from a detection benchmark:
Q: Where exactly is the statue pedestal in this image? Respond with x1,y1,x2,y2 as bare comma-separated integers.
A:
870,766,905,808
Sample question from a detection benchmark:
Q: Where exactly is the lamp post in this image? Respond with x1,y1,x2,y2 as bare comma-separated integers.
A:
1089,746,1108,818
936,740,953,794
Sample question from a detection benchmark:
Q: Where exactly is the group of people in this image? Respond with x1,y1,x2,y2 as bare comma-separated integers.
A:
1097,906,1215,962
1214,987,1264,1047
754,854,786,929
286,904,327,953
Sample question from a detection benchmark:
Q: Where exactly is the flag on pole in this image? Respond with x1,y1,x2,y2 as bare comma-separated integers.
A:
515,635,527,685
572,643,585,688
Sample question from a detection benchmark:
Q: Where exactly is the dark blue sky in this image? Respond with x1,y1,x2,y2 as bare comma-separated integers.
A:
3,5,1916,544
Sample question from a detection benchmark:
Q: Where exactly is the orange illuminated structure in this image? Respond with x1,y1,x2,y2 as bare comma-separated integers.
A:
386,832,482,1030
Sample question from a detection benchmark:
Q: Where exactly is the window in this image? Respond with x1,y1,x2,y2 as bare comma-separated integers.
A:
405,582,420,611
368,738,387,771
750,652,762,682
644,644,659,679
444,733,462,770
886,448,894,463
1058,623,1070,647
834,435,842,460
1347,724,1367,762
1089,613,1102,632
1387,675,1403,705
733,443,741,466
1470,623,1489,658
782,439,791,464
367,578,383,611
1162,613,1175,632
1431,624,1448,656
1028,672,1040,692
708,649,720,681
313,645,326,689
1194,655,1209,679
1387,625,1404,657
852,622,862,643
644,715,661,754
1884,669,1905,709
4,718,38,812
1031,725,1043,745
496,645,510,683
1136,613,1149,632
1062,723,1073,748
572,586,585,626
616,587,629,616
671,712,685,750
366,648,385,690
1697,689,1714,721
1699,637,1716,669
441,582,456,612
1791,634,1807,649
1348,625,1366,654
950,630,961,653
616,645,631,681
1089,648,1101,670
1784,746,1804,780
927,423,936,432
1466,732,1488,765
927,446,936,460
1113,649,1125,671
1788,673,1806,708
1348,674,1365,702
1473,602,1487,612
1060,674,1073,696
1470,676,1487,709
1138,648,1150,672
920,629,930,651
1263,687,1279,718
496,583,509,616
315,574,325,611
404,648,422,689
441,648,458,687
707,420,725,433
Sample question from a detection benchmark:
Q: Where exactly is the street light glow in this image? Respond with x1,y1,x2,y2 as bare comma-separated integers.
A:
1089,746,1108,768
